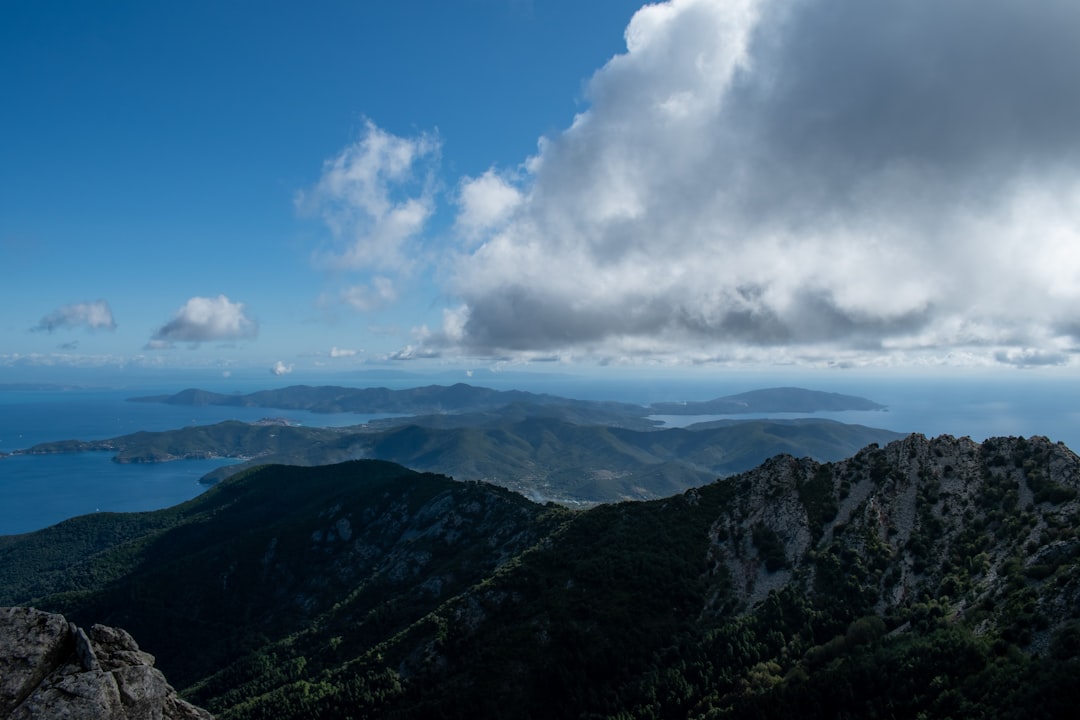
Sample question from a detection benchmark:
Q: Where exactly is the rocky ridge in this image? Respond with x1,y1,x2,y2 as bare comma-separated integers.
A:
704,434,1080,644
0,606,211,719
341,433,1080,718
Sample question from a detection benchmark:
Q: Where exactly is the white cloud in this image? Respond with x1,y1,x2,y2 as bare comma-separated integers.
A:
329,346,358,358
416,0,1080,367
33,300,116,333
270,360,294,376
382,324,444,361
994,348,1070,369
340,276,398,312
150,295,257,347
455,169,523,241
300,119,439,275
384,344,442,361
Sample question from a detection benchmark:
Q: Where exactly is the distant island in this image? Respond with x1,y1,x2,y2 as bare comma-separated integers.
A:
20,389,901,504
130,383,885,418
649,386,887,415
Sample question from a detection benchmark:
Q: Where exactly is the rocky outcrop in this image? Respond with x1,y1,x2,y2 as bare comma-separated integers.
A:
0,607,211,719
704,434,1080,645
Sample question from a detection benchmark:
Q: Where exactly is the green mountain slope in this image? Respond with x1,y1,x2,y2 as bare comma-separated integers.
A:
3,435,1078,718
21,417,904,503
0,461,561,692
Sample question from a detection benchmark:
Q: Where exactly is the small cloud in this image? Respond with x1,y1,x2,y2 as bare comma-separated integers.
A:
270,361,294,376
366,324,401,337
150,295,257,346
59,341,79,351
994,348,1068,368
330,346,358,358
33,299,116,333
300,120,439,275
384,345,442,361
340,277,397,312
222,370,232,378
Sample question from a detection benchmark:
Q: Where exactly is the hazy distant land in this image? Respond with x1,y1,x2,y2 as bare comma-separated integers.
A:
130,383,886,418
19,384,898,503
649,386,886,414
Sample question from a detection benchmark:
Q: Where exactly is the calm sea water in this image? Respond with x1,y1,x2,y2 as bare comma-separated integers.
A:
0,386,396,536
0,452,238,535
2,374,1079,535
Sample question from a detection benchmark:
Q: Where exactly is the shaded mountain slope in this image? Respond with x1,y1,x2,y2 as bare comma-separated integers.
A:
323,434,1080,719
2,435,1078,718
0,461,561,691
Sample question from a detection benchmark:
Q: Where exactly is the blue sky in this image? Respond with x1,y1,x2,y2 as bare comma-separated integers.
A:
5,0,1080,383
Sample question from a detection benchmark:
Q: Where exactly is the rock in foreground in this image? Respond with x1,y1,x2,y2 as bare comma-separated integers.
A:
0,606,211,719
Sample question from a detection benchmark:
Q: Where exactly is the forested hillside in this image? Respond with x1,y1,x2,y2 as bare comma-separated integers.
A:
21,416,902,504
2,435,1079,718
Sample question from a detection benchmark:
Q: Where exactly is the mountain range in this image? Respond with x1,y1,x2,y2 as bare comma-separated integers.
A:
15,384,898,504
2,433,1079,718
129,383,885,420
20,416,902,504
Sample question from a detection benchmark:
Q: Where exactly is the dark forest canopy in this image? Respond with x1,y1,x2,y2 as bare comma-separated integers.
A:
2,434,1079,718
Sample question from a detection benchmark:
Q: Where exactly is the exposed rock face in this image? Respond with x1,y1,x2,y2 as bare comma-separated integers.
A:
0,607,212,719
704,434,1080,646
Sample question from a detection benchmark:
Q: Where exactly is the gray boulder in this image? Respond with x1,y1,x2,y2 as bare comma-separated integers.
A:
0,607,212,719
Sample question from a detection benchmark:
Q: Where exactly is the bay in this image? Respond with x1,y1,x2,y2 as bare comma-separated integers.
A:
0,386,396,536
0,453,237,536
0,387,384,452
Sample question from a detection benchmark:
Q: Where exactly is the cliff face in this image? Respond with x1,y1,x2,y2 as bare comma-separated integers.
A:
0,607,211,720
706,434,1080,642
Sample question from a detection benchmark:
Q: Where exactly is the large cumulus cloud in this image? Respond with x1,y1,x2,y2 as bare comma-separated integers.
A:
434,0,1080,365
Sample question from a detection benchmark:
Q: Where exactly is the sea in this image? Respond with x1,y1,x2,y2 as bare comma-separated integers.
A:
2,371,1080,536
0,384,393,536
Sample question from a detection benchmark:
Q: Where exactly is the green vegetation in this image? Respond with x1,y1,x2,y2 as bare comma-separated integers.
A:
798,463,839,539
2,433,1079,718
20,416,902,505
753,522,788,571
